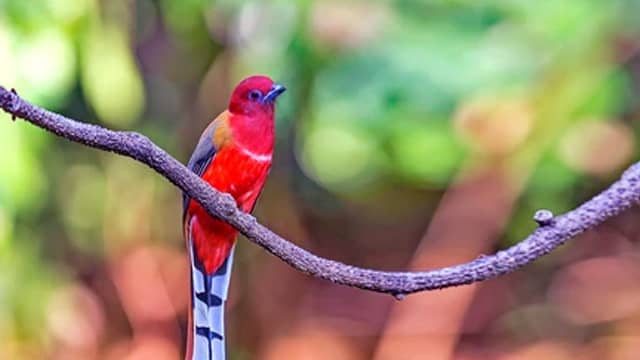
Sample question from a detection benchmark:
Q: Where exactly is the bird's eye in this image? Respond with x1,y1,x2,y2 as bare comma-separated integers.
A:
248,90,263,101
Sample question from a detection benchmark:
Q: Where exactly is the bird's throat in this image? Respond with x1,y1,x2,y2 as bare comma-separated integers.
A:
228,112,275,156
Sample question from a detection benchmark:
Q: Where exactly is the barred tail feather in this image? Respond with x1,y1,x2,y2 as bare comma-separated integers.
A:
188,232,235,360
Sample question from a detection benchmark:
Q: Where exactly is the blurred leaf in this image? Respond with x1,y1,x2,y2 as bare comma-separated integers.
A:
573,68,632,118
16,27,75,108
0,116,46,213
0,20,18,88
528,153,580,193
508,0,616,48
160,0,210,33
0,237,59,343
81,20,144,127
299,122,383,191
60,164,106,253
0,1,50,30
46,0,91,24
390,121,466,186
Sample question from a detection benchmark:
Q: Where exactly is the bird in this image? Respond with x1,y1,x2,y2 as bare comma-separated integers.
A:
182,75,285,360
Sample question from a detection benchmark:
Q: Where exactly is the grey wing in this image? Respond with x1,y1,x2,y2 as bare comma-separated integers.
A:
182,123,218,219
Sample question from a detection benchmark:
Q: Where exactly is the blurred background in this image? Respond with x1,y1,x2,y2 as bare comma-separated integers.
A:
1,0,640,359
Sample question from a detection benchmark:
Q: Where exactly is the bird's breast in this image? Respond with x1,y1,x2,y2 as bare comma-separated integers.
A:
186,143,272,274
200,144,272,212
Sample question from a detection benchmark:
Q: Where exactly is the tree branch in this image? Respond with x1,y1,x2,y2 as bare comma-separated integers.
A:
2,86,639,298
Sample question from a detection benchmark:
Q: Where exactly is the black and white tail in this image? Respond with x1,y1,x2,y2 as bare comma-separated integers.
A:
188,237,234,360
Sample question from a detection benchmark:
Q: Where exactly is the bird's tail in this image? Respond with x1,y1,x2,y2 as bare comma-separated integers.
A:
187,238,234,360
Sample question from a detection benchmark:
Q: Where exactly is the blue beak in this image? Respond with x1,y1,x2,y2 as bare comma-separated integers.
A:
262,83,286,103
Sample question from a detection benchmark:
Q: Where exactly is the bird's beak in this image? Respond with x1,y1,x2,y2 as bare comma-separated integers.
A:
263,83,286,103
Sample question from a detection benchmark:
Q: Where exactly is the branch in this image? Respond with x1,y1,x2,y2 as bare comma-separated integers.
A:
2,86,639,298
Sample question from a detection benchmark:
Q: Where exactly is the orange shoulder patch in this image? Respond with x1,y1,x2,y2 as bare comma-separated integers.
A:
211,110,233,149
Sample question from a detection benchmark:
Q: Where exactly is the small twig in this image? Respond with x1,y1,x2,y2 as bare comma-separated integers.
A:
1,85,639,297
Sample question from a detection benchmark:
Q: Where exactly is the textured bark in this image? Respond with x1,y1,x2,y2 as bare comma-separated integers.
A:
2,86,639,297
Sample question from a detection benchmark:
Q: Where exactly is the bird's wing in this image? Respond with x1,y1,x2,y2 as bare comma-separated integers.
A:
182,111,231,219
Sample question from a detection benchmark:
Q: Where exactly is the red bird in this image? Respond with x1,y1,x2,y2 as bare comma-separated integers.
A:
182,75,285,360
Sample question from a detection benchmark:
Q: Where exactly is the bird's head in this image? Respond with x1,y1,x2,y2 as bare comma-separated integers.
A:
228,75,286,116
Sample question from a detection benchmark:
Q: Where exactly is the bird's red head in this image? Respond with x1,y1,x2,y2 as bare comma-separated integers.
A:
226,75,285,155
228,75,286,116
